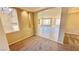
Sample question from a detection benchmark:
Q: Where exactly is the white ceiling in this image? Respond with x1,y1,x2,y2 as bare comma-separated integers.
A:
19,7,49,12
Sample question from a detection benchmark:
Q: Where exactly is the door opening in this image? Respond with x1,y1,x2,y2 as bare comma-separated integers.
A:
39,18,51,38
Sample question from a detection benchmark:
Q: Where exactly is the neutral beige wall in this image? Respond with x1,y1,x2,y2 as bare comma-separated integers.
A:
0,19,9,50
65,12,79,35
6,8,34,45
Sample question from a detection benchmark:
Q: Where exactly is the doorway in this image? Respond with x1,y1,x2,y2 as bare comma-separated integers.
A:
36,8,62,42
39,18,51,38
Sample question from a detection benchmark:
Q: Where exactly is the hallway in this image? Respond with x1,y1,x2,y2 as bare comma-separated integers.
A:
9,36,79,51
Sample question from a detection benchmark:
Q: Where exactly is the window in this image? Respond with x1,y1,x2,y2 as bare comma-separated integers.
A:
42,18,51,25
55,19,60,25
0,7,20,33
